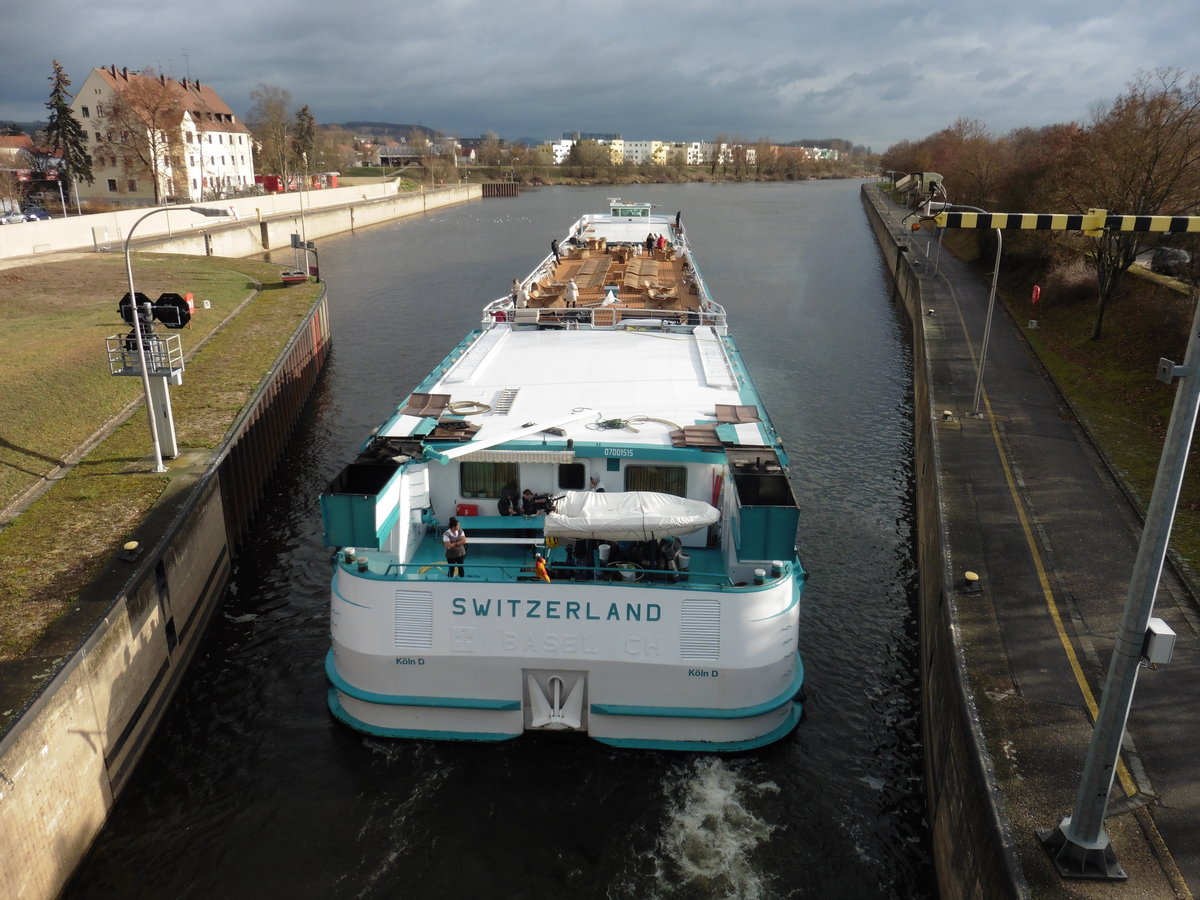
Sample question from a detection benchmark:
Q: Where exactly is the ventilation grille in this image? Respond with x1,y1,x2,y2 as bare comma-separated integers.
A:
680,599,721,659
394,590,433,649
493,388,520,415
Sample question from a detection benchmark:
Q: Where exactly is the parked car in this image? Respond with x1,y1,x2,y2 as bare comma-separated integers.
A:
0,209,28,225
1151,247,1191,277
22,206,51,221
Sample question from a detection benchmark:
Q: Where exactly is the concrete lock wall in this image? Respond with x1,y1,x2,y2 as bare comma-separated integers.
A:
860,187,1023,899
0,182,480,262
0,183,476,900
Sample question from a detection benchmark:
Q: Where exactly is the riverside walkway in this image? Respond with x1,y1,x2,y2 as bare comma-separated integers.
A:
869,188,1198,897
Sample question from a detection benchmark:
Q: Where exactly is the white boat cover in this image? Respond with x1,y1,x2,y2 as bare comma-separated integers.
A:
544,491,719,540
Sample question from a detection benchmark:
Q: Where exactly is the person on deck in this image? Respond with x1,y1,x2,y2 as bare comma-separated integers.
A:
589,476,606,493
565,278,579,308
551,238,561,266
442,517,467,577
534,553,551,583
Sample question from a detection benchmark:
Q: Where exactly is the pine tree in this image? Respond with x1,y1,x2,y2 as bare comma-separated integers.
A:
292,105,316,171
44,60,93,203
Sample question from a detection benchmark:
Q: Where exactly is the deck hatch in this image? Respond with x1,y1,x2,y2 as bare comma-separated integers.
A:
680,599,721,659
394,590,433,649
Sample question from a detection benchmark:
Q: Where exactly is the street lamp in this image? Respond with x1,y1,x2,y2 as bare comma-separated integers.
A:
123,205,229,472
938,203,1003,416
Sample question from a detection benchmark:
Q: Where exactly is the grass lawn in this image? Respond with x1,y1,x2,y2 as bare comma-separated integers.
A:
0,254,322,659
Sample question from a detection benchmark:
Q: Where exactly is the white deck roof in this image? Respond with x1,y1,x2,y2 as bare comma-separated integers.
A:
417,326,743,450
582,218,673,244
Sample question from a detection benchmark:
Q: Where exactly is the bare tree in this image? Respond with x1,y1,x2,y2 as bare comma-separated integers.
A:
101,67,186,204
1057,69,1200,339
248,84,293,179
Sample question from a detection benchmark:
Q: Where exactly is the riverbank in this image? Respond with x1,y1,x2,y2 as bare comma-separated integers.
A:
0,185,479,900
867,184,1197,897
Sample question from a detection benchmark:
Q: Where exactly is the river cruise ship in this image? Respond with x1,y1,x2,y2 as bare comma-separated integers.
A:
322,200,806,750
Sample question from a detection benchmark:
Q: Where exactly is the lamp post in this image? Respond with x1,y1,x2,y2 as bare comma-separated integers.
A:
942,203,1003,416
123,205,229,472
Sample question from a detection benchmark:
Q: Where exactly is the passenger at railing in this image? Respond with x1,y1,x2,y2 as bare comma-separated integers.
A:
515,282,529,309
551,238,561,266
443,517,467,577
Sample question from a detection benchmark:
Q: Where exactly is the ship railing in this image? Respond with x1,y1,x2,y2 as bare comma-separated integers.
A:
480,303,728,329
361,559,786,591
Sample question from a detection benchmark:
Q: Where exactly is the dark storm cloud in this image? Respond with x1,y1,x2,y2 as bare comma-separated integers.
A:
1,0,1194,150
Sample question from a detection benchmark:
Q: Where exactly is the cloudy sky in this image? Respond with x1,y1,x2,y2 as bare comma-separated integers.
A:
1,0,1194,151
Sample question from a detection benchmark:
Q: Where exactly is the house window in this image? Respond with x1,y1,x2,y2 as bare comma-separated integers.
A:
81,106,90,117
218,134,223,144
94,132,101,142
460,462,519,500
186,132,193,143
127,180,137,191
107,179,117,192
624,465,687,497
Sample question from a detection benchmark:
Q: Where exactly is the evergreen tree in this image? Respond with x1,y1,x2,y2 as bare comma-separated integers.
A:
44,60,93,202
292,105,316,171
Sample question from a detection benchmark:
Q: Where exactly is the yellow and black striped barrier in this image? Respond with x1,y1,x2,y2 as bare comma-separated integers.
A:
933,208,1200,236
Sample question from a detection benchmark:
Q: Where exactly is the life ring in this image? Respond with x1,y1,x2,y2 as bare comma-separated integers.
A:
448,400,491,415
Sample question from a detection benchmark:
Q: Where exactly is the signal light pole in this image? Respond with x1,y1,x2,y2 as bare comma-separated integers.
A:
122,205,229,472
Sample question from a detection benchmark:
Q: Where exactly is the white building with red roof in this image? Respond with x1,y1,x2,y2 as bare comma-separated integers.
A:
71,65,256,206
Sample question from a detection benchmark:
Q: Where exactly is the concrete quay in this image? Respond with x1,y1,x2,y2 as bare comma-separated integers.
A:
863,186,1198,898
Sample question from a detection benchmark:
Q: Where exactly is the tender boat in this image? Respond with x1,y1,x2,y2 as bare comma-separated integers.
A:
322,199,806,750
280,268,309,286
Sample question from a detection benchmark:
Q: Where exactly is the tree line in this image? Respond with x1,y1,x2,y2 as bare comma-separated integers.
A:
880,68,1200,340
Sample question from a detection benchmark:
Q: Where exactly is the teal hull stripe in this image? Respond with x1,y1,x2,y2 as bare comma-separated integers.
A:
331,570,370,609
590,655,804,719
325,650,521,710
328,689,519,742
594,701,803,752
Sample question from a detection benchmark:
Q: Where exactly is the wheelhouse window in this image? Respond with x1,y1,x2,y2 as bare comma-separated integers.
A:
558,463,586,490
624,465,686,496
460,461,519,499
